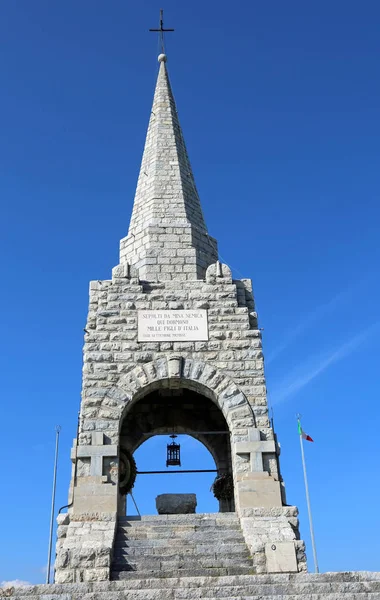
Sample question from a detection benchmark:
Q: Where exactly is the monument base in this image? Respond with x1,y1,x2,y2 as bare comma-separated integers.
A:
2,572,380,599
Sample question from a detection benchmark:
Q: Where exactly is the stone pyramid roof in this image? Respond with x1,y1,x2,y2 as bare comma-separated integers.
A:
119,54,217,281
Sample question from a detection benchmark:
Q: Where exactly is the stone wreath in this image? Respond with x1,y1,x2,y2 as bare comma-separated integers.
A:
119,448,137,495
211,473,234,500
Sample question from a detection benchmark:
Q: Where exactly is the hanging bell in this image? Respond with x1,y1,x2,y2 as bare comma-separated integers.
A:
166,434,181,467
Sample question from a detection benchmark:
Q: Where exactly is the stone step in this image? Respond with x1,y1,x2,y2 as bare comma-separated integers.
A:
69,590,380,600
113,543,250,558
7,574,380,598
7,594,380,600
15,574,367,591
115,533,243,544
118,517,240,528
114,532,245,547
116,526,243,540
107,573,380,588
116,529,242,539
112,554,253,571
111,566,256,580
117,522,241,532
173,581,380,597
120,513,239,524
8,573,380,590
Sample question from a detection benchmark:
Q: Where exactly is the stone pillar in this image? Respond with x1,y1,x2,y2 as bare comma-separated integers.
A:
234,428,283,511
55,433,119,583
70,432,118,514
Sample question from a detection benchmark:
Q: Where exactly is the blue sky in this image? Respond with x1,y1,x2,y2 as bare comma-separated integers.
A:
1,0,380,585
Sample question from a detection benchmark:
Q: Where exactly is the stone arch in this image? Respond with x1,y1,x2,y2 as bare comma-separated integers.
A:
117,371,238,514
96,356,256,436
119,387,232,475
121,408,230,511
78,356,257,514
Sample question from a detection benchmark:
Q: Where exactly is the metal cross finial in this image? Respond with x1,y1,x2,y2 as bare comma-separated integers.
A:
149,9,174,54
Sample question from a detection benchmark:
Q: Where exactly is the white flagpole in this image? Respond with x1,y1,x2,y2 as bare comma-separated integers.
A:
46,425,61,584
297,416,319,573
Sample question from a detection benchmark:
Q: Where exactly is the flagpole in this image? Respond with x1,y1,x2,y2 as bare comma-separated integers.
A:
297,417,319,573
46,425,61,584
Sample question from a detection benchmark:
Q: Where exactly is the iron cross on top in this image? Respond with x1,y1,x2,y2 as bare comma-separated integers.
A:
149,9,174,54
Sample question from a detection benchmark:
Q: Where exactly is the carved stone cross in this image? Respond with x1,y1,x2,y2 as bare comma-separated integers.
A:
71,432,118,477
234,429,276,472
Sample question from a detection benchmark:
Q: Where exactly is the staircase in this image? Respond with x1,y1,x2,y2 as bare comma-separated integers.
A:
4,513,380,599
111,512,254,580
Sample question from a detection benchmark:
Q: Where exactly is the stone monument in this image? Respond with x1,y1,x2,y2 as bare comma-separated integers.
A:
52,50,305,584
3,45,379,600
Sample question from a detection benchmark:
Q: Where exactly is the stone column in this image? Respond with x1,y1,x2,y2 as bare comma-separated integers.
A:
233,428,282,511
55,432,119,583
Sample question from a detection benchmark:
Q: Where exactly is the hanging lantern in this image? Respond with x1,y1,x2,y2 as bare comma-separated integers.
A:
166,434,181,467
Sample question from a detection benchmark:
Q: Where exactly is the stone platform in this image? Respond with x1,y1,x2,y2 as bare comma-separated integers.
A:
2,572,380,599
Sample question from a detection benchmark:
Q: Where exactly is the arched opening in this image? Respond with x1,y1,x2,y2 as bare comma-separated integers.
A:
118,385,234,515
129,435,219,514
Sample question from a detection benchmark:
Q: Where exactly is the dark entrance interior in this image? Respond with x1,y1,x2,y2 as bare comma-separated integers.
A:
119,386,234,513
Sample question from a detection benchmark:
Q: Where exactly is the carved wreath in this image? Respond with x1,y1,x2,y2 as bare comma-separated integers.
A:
119,448,137,495
211,473,234,500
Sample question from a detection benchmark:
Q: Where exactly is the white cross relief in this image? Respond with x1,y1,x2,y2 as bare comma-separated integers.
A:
71,432,118,477
234,429,276,472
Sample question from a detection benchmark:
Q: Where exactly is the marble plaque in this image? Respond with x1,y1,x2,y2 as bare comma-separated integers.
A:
138,310,208,342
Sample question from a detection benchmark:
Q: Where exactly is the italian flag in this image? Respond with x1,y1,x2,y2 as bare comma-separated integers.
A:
298,421,314,442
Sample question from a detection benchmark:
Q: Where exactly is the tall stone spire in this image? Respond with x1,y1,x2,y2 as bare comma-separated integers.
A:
119,53,218,281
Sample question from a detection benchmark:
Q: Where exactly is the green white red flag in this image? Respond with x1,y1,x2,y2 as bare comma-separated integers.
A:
298,421,314,442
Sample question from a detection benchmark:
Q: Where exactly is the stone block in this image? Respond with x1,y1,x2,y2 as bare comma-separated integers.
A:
236,475,283,509
72,481,118,514
57,512,70,526
156,493,197,514
265,541,298,573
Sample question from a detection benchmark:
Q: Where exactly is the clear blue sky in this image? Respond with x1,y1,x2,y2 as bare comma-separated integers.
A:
1,0,379,585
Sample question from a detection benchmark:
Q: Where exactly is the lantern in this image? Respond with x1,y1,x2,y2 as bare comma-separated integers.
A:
166,434,181,467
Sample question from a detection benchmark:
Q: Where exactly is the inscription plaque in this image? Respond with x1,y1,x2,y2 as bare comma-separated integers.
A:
138,310,208,342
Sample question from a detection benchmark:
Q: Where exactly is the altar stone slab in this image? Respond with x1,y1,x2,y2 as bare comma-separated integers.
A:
156,493,197,514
